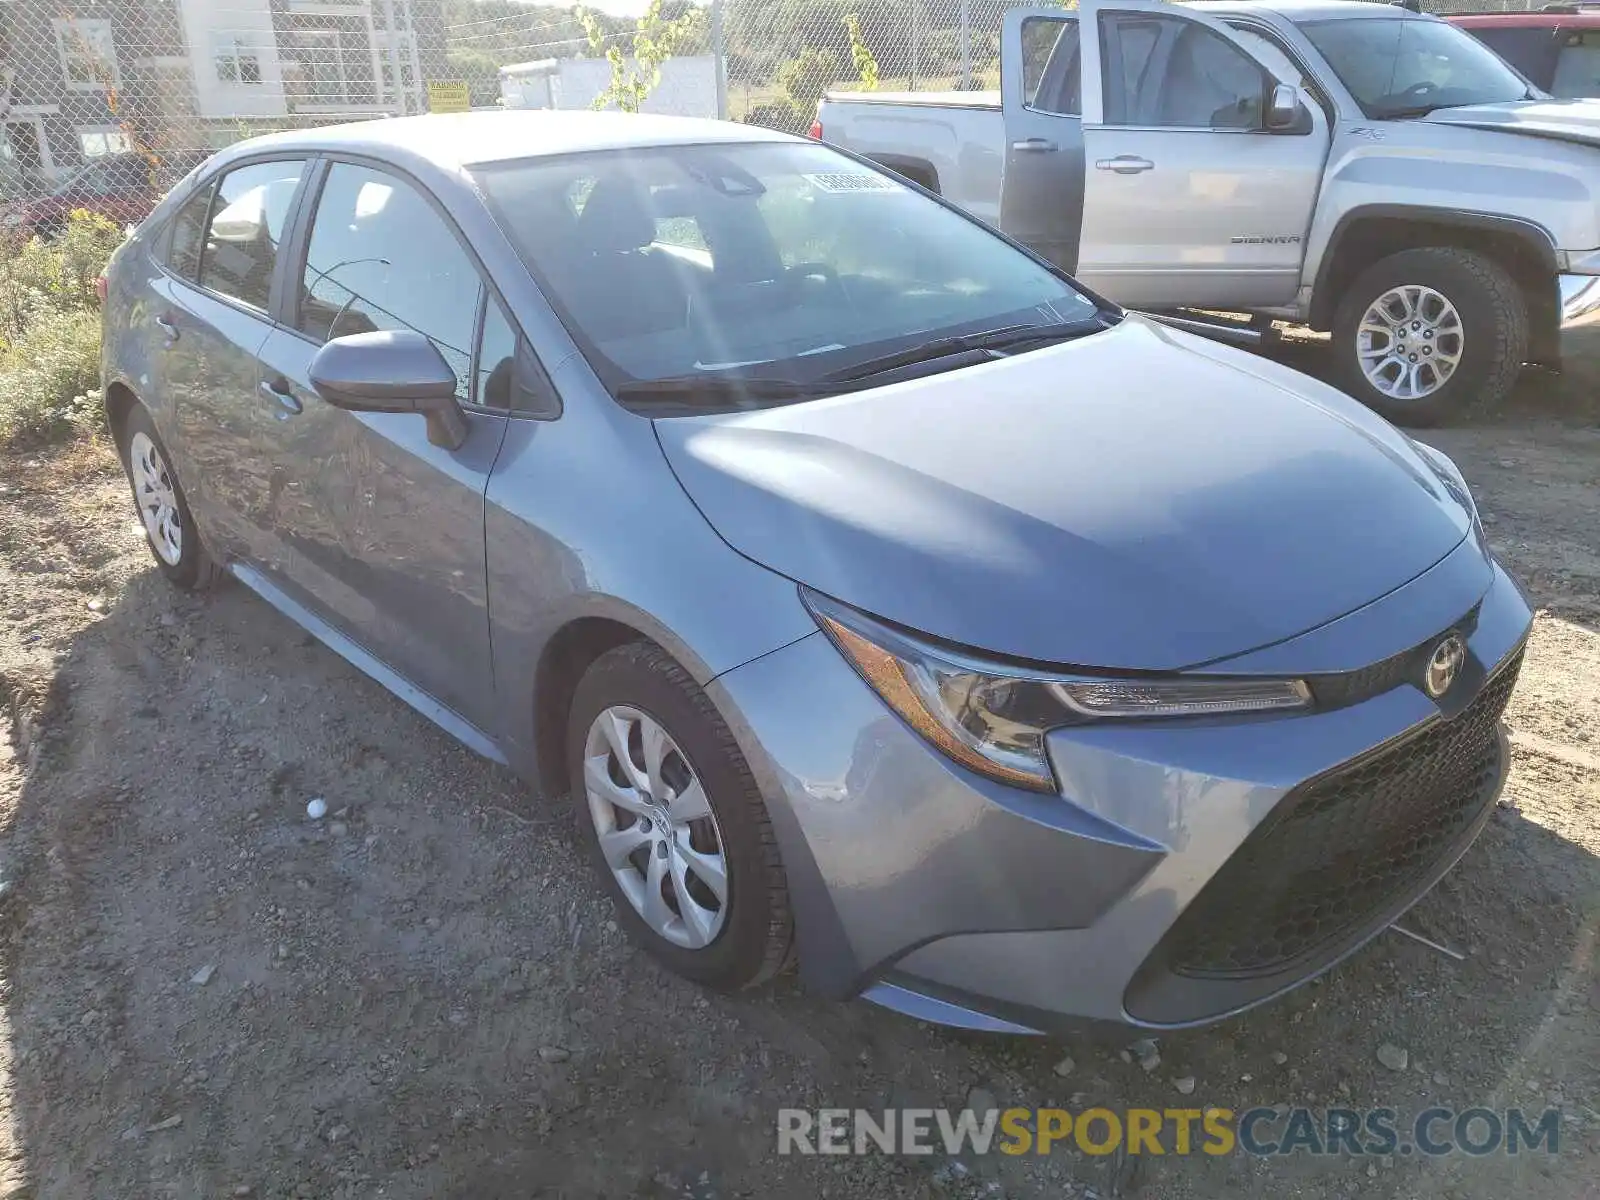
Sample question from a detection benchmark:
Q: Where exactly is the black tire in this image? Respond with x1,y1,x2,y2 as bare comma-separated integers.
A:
566,641,793,991
1332,247,1527,427
117,405,224,591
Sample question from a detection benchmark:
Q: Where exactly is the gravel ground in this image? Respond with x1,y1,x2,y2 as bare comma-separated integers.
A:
0,381,1596,1199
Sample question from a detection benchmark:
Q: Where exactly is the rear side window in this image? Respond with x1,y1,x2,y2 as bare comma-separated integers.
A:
1553,30,1600,97
196,159,307,311
1465,26,1560,90
167,181,214,281
296,162,483,402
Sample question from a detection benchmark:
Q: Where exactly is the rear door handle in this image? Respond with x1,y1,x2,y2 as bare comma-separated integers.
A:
154,315,179,346
1095,156,1155,174
1010,138,1059,153
259,378,303,417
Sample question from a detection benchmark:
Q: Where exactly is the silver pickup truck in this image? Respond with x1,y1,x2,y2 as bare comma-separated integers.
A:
815,0,1600,424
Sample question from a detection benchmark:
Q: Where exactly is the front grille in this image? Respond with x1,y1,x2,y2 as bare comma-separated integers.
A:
1164,648,1523,980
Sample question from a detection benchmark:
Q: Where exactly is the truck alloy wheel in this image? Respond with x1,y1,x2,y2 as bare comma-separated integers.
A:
1334,248,1527,427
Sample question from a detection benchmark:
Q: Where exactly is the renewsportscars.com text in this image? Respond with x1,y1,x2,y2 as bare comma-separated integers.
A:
777,1106,1561,1158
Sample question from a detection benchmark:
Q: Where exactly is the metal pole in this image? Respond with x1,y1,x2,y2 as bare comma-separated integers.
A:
381,0,407,115
959,0,971,89
910,0,918,90
711,0,728,120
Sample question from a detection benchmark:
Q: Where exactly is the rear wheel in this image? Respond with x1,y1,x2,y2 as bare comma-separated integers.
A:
117,405,222,590
566,642,793,990
1332,247,1526,426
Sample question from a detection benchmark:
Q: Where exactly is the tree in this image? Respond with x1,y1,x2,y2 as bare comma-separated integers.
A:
579,0,701,114
843,13,879,90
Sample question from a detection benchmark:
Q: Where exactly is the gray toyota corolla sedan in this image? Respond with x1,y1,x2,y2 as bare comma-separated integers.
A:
101,110,1531,1032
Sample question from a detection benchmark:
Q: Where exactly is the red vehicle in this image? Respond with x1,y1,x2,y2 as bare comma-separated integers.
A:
1,152,202,240
1447,4,1600,98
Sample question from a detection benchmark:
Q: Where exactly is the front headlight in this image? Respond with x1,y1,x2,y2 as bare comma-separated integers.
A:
805,591,1311,793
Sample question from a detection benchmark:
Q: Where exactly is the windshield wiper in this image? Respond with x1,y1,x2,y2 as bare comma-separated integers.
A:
614,373,821,405
818,320,1104,385
615,319,1106,406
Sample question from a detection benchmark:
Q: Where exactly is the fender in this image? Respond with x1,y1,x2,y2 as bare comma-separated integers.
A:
1308,203,1559,330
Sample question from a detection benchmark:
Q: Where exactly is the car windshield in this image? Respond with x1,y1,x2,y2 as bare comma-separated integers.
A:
1301,16,1534,117
474,141,1102,402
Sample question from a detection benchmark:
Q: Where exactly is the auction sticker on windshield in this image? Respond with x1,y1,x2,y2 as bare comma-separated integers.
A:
804,172,904,193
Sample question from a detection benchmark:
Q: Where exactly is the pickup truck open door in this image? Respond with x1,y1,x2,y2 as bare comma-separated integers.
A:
1000,1,1330,308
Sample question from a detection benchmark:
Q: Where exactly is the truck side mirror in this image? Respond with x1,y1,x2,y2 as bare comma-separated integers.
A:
1265,83,1308,133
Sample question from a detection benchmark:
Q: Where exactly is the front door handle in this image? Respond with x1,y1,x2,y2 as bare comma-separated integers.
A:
259,378,303,417
1010,137,1059,153
1095,156,1156,174
154,315,179,346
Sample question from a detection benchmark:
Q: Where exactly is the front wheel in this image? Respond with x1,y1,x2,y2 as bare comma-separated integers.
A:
566,642,794,991
1332,247,1527,426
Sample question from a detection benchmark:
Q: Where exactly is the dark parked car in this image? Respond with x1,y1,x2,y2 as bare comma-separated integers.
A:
1449,4,1600,97
1,151,205,239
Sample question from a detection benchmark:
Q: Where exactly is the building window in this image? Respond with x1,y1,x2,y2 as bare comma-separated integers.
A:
213,35,264,86
287,26,376,107
53,18,120,92
78,125,132,157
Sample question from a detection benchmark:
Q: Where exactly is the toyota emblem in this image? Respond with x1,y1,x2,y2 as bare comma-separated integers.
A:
1424,634,1466,699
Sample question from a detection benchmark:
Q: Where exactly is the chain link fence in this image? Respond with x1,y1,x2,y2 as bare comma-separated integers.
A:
0,0,1574,210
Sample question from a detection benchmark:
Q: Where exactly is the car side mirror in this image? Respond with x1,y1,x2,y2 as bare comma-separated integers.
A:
1265,82,1309,133
308,329,468,450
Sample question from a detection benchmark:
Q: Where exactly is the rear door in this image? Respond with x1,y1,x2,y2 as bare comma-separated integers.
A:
157,156,312,564
999,7,1087,274
1073,0,1328,308
252,159,510,730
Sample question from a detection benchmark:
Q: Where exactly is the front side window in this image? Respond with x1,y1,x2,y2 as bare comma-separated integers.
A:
298,163,482,402
1302,17,1531,117
475,142,1101,402
1022,17,1082,115
54,18,119,91
195,159,307,311
1103,15,1268,128
476,299,518,411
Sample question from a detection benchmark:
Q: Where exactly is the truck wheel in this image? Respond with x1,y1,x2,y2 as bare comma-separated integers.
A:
1332,248,1526,426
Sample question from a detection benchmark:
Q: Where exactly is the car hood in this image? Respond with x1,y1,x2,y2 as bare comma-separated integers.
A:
1423,98,1600,146
654,317,1478,670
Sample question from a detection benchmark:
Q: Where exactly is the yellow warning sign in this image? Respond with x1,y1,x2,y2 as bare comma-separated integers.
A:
426,81,471,114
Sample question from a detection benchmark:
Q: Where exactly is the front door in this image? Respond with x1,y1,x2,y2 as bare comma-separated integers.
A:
254,159,509,730
1077,0,1329,307
1001,2,1328,308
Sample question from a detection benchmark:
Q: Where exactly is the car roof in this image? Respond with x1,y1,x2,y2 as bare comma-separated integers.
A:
225,110,796,172
1449,9,1600,25
1192,0,1435,20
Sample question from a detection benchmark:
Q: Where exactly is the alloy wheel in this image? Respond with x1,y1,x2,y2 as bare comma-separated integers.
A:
582,704,729,949
1356,284,1463,402
129,430,183,566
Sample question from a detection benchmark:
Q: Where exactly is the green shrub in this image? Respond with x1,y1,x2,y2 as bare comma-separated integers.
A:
0,210,122,344
0,211,119,448
0,310,104,447
743,99,807,135
778,46,841,116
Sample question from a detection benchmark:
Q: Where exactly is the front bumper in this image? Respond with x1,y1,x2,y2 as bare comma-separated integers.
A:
708,542,1532,1032
1556,273,1600,368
